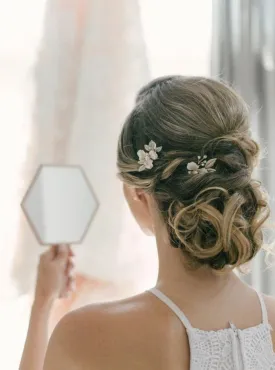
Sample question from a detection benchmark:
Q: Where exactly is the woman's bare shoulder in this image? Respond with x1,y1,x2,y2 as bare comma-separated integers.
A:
45,291,174,369
65,291,156,330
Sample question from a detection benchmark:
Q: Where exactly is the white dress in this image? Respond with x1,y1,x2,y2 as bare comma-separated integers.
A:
150,288,275,369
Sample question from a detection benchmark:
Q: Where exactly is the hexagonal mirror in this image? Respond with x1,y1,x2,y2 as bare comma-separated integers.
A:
21,165,98,245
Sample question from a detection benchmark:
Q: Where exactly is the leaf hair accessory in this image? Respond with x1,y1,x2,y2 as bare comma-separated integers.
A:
187,155,217,175
137,140,162,172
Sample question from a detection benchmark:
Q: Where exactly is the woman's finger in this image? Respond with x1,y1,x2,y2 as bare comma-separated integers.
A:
66,257,75,274
40,245,56,261
68,246,75,257
67,276,76,292
55,244,69,266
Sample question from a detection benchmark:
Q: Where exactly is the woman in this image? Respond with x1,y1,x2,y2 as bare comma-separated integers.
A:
20,76,275,369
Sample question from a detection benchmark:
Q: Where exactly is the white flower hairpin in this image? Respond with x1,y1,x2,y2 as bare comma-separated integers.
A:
137,140,162,172
187,155,217,175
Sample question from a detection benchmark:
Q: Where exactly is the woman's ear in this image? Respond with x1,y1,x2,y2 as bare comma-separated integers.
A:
123,184,139,201
123,184,155,235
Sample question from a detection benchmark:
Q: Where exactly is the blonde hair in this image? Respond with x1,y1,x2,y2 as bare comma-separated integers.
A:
117,76,269,270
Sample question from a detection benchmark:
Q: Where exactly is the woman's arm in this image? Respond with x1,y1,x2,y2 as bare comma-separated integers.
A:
19,245,74,370
19,299,53,370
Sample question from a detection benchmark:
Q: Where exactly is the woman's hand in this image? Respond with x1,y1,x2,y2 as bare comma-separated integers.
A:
20,245,75,370
34,244,75,307
20,244,75,370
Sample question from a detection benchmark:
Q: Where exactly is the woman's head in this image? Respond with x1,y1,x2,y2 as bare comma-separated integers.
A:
117,76,269,270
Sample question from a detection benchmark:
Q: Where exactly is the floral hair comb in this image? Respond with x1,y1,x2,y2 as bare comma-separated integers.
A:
137,140,162,172
137,141,217,175
187,155,217,175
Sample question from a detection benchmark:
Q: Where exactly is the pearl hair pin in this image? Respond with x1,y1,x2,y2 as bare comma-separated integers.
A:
187,155,217,175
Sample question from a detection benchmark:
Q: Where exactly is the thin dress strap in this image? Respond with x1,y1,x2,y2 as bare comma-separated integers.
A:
149,288,193,330
256,291,269,325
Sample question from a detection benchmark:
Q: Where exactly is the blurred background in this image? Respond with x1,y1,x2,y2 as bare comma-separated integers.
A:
0,0,275,368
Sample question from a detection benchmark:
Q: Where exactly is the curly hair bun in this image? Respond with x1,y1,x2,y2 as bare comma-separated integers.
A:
117,76,269,270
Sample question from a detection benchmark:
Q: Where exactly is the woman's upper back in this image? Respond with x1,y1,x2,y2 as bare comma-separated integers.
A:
44,282,275,370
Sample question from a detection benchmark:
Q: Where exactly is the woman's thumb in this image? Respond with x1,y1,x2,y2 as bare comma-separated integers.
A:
55,244,69,263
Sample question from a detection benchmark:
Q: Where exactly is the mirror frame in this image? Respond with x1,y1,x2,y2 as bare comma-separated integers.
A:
21,164,99,245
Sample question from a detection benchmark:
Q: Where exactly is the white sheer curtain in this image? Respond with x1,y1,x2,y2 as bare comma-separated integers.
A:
139,0,212,77
0,1,213,368
0,1,47,367
0,1,153,368
12,0,157,298
0,0,46,299
7,0,213,299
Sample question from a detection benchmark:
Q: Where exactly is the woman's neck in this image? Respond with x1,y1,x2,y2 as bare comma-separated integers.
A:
155,233,241,302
